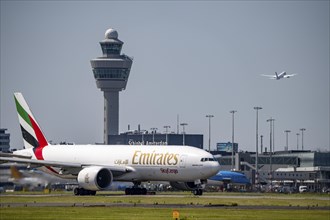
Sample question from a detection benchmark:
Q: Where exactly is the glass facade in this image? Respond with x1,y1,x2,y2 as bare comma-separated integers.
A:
0,129,10,152
314,152,330,166
101,43,122,55
93,68,129,80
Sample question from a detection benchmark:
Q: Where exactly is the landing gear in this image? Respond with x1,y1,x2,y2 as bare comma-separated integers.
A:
74,187,96,196
125,187,147,195
192,179,205,196
125,181,148,195
193,189,203,196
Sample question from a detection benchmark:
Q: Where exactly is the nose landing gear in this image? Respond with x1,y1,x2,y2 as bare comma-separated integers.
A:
193,188,203,196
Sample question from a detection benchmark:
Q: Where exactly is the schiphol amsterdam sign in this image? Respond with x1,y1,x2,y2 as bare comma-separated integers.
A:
128,140,168,146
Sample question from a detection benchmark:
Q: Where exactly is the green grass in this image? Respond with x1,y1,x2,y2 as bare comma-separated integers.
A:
1,192,329,207
0,207,329,220
1,192,329,220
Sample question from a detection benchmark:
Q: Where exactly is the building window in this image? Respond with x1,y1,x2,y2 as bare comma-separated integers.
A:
101,43,122,55
93,68,129,79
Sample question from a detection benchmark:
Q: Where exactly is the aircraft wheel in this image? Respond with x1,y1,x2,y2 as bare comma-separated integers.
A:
73,188,96,196
74,187,80,196
193,189,203,196
125,187,147,195
125,188,131,195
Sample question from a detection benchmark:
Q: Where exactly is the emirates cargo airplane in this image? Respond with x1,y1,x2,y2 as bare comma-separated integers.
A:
0,93,220,196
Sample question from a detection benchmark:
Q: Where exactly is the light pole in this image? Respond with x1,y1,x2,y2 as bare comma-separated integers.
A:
206,115,214,152
180,123,188,145
164,125,170,145
150,127,157,143
267,118,275,191
254,107,262,188
284,130,291,151
273,119,275,152
300,128,306,150
296,133,300,150
260,135,264,153
230,110,237,170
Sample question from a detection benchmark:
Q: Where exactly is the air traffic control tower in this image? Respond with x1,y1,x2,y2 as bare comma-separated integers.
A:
90,28,133,144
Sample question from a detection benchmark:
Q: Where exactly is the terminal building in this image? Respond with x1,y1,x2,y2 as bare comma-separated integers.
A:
216,150,330,192
0,129,10,152
108,130,203,149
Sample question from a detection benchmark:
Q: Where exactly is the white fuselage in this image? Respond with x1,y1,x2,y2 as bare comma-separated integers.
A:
277,71,286,79
16,144,220,183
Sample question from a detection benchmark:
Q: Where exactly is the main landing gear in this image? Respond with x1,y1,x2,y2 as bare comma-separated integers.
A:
193,188,203,196
74,187,96,196
125,181,147,195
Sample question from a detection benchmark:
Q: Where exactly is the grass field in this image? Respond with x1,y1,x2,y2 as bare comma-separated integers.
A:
1,207,329,220
1,192,329,220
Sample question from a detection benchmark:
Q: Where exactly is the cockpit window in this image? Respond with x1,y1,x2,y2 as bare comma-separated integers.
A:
201,157,216,162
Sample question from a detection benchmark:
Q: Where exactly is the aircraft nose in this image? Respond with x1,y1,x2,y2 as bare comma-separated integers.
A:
210,161,221,175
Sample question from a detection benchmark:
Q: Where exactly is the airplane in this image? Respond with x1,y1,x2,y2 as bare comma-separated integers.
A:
0,93,220,196
207,171,250,186
7,165,77,190
261,71,297,80
8,166,50,189
170,171,250,193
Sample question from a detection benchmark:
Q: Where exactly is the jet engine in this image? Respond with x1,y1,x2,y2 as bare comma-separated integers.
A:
77,166,113,191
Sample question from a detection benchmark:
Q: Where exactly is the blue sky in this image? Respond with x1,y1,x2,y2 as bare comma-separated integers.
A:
1,1,329,152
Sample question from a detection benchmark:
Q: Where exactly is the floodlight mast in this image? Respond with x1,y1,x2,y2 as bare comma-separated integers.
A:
230,110,237,170
180,123,188,145
253,107,262,189
206,115,214,152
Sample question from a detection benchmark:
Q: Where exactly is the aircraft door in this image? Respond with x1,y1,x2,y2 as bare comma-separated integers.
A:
179,155,187,168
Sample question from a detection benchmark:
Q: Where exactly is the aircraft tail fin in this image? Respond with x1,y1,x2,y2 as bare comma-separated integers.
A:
275,72,279,79
14,93,48,159
10,166,23,179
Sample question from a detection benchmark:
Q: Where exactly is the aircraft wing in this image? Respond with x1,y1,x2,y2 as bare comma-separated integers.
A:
0,156,134,177
0,156,82,168
0,152,32,159
284,74,297,78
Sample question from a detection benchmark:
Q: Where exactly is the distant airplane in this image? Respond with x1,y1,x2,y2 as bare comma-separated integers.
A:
9,166,49,189
261,71,297,80
171,170,250,193
207,171,250,185
8,165,76,189
0,93,220,196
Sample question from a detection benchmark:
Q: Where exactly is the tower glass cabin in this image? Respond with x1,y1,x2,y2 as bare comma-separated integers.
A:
90,29,133,144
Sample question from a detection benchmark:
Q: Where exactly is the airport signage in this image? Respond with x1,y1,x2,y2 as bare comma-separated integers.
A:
128,140,168,145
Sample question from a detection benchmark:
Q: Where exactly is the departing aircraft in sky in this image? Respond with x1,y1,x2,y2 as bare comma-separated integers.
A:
261,71,297,80
0,93,220,196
